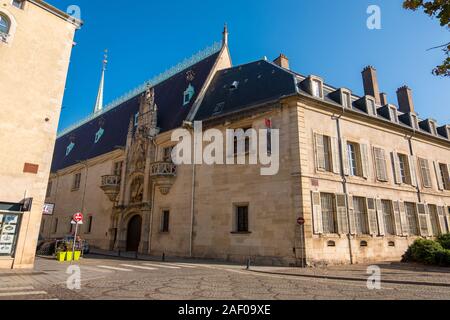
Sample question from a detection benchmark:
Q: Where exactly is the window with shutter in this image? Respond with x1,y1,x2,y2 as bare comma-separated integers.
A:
321,193,337,234
335,194,348,234
392,152,402,185
437,206,449,234
366,198,379,235
311,191,323,234
347,142,364,177
376,198,386,236
314,134,333,173
354,197,369,235
434,161,445,191
399,201,409,236
347,195,356,234
408,156,417,187
405,202,419,236
428,205,440,236
439,163,450,190
341,139,350,176
416,204,430,237
360,144,370,179
381,200,395,236
392,201,403,236
374,147,388,182
418,158,432,188
331,137,340,174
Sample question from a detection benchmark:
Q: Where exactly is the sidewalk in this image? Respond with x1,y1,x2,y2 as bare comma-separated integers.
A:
249,262,450,287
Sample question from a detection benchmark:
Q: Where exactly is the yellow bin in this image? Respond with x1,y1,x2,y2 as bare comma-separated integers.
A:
56,252,66,262
66,251,73,261
74,251,81,261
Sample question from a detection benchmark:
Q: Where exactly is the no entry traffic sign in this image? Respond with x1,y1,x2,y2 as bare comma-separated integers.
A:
73,212,84,223
297,217,305,226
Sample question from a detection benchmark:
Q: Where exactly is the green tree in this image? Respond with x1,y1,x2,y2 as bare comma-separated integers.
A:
403,0,450,76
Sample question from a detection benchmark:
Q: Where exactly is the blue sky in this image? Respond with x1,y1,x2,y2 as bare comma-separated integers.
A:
48,0,449,131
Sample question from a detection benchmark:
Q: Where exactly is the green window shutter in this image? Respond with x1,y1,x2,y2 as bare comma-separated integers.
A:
347,195,356,235
398,201,409,236
335,194,348,234
331,137,340,174
376,198,385,236
360,143,370,179
366,198,379,236
311,191,323,234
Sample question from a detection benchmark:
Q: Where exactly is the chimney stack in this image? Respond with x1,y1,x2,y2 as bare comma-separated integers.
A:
380,92,388,106
274,54,290,70
396,86,415,113
362,66,381,105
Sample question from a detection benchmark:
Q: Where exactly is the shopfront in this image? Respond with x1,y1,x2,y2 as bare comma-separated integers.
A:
0,202,24,259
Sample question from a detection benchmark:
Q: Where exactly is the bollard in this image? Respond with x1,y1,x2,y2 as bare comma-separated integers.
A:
246,258,251,270
135,251,138,259
162,253,165,262
118,250,121,257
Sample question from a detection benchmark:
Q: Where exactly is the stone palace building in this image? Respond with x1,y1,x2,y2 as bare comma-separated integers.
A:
41,27,450,266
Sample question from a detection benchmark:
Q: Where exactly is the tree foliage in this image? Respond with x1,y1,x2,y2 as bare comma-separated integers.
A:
403,0,450,76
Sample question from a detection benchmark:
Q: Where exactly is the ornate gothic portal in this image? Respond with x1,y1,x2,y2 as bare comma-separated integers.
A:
111,85,160,253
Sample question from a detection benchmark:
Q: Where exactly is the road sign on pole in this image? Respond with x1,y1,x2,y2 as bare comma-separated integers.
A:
73,212,83,223
71,213,83,264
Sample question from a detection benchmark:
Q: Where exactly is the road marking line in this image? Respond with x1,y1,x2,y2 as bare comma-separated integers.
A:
142,263,180,269
0,291,47,297
169,263,199,269
97,265,133,272
0,286,35,292
81,266,113,273
120,264,157,271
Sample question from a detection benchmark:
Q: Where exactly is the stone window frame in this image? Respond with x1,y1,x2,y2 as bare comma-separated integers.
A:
160,208,170,233
231,203,251,234
11,0,26,10
338,88,352,109
387,104,399,124
0,8,17,46
306,75,324,99
72,172,82,191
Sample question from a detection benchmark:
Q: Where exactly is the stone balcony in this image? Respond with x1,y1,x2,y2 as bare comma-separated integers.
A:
150,162,177,195
100,175,121,202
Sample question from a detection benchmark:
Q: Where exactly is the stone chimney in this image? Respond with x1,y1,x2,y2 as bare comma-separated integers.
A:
396,86,415,113
362,66,381,105
380,92,388,106
273,54,289,70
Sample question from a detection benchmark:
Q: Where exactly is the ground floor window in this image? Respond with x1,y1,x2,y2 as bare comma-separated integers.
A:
354,197,369,235
428,205,440,236
236,205,249,233
320,193,337,234
405,202,419,236
0,213,22,257
161,210,170,233
382,200,395,236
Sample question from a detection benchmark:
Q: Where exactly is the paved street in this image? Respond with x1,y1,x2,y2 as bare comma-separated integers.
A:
0,255,449,300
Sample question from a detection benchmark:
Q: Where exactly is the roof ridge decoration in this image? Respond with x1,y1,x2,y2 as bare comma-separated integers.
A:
57,41,222,138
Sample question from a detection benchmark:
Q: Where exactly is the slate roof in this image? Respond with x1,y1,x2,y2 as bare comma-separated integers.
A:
51,51,220,172
194,60,297,121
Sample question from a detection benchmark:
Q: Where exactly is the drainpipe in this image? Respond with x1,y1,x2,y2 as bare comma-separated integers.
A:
333,108,354,265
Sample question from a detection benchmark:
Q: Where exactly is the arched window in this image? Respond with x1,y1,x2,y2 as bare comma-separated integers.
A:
0,14,10,35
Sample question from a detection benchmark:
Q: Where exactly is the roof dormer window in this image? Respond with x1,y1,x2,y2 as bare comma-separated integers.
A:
429,120,437,136
311,79,323,98
229,81,239,91
388,105,398,123
366,97,377,116
183,83,195,106
342,91,351,109
12,0,25,9
411,114,419,130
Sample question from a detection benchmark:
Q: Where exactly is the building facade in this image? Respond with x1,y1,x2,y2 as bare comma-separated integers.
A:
0,0,80,269
42,30,450,266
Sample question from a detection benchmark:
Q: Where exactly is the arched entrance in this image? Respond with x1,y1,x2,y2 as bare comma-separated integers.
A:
126,215,142,252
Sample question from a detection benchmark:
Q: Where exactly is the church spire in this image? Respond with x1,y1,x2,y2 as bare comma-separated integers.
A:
93,49,108,114
222,23,228,47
